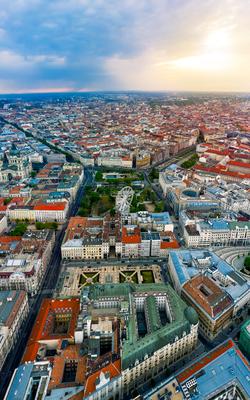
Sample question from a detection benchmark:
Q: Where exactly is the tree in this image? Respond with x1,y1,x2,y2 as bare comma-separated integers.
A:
244,256,250,269
10,223,28,236
35,221,58,230
35,222,43,230
181,154,199,169
78,208,89,217
137,203,146,211
90,192,100,203
155,201,165,212
95,171,103,181
3,198,11,205
149,167,159,181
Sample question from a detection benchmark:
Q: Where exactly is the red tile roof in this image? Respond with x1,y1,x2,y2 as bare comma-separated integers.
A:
122,226,141,244
84,360,121,397
228,160,250,169
160,240,179,249
34,202,67,211
183,275,233,317
0,236,21,243
195,164,250,179
206,149,229,156
22,298,80,362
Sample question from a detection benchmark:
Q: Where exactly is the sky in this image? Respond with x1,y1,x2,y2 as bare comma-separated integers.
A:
0,0,249,93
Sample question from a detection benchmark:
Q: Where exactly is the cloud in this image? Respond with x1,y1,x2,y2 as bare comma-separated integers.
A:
0,50,66,69
0,0,249,92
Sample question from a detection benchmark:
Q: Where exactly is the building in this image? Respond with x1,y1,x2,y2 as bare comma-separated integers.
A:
239,320,250,359
122,211,174,232
121,225,141,258
0,256,43,296
205,182,250,213
97,156,133,168
182,275,234,340
4,361,52,400
168,187,220,217
0,145,32,183
62,213,178,260
0,215,7,234
7,205,35,221
176,340,250,400
87,283,199,397
121,225,179,258
168,249,250,340
142,377,184,400
183,219,250,247
143,340,250,400
22,298,80,363
7,201,69,222
159,167,186,197
34,201,69,222
84,361,122,400
0,290,29,371
134,150,151,168
0,230,54,296
61,215,121,260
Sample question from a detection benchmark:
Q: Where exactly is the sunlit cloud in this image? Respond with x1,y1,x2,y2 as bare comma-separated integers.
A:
159,53,232,71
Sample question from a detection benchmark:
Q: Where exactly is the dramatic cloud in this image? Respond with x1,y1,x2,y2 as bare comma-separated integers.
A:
0,0,249,92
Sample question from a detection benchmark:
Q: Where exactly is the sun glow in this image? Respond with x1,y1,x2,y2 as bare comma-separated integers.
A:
166,52,231,71
157,29,233,72
204,29,231,50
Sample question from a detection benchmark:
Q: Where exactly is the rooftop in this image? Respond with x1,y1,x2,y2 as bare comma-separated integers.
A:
88,283,198,370
4,361,51,400
22,298,80,362
177,340,250,399
0,290,26,327
183,275,233,319
169,249,250,303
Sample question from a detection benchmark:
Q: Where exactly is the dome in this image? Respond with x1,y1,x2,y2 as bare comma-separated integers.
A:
185,306,199,325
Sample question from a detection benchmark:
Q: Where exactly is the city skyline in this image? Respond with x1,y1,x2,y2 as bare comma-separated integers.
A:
0,0,249,94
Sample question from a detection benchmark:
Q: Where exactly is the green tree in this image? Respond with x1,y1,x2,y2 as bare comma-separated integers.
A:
95,171,103,181
149,167,159,181
35,221,58,230
3,198,11,205
244,256,250,269
90,191,100,203
35,222,43,230
137,203,146,211
181,154,199,169
10,223,28,236
155,201,165,212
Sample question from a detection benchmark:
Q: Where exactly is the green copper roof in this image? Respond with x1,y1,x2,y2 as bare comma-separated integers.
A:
89,283,134,299
185,306,199,325
241,319,250,338
229,221,250,230
239,319,250,358
87,283,198,370
145,296,161,332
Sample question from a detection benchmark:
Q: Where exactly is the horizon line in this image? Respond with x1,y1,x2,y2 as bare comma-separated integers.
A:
0,89,249,96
